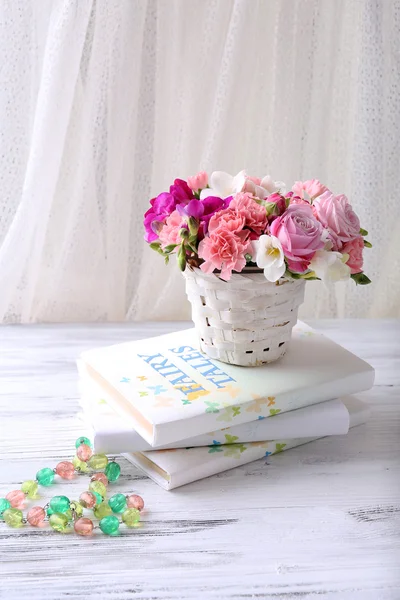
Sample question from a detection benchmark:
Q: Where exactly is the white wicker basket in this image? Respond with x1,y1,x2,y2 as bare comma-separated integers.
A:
183,267,305,367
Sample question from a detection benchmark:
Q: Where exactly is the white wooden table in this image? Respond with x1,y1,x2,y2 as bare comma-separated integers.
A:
1,320,399,600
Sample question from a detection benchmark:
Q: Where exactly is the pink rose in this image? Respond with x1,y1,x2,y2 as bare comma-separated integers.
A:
342,236,364,274
313,192,360,251
270,204,324,273
229,192,267,234
292,179,327,200
187,171,208,192
158,210,185,249
198,219,251,281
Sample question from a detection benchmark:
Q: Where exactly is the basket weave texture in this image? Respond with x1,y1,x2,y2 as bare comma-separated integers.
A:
183,267,305,367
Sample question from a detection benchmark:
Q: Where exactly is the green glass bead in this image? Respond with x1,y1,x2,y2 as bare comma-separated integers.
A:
36,467,55,487
3,508,24,528
89,480,106,498
75,436,93,449
49,495,70,514
49,512,69,532
105,461,121,482
93,502,113,519
0,498,11,516
88,454,108,470
69,501,83,518
108,493,127,514
47,506,54,516
93,492,102,505
21,480,39,499
99,515,120,536
121,508,141,527
72,455,89,473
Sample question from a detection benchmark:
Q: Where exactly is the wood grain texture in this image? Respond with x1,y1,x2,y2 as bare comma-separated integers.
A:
0,320,399,600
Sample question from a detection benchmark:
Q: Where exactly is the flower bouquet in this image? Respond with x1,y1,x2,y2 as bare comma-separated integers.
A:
144,170,371,366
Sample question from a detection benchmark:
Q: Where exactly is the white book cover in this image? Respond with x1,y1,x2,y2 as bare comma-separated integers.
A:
79,375,354,453
79,322,374,447
124,397,370,490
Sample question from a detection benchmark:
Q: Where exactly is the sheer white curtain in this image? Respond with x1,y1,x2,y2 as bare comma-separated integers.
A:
0,0,399,323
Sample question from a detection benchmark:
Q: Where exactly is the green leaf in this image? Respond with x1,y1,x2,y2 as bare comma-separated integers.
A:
177,244,187,271
359,228,368,236
285,270,301,279
164,255,169,265
149,241,161,251
351,272,372,285
364,240,373,248
164,244,178,253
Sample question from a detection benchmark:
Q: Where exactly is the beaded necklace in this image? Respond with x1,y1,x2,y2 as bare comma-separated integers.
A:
0,436,144,536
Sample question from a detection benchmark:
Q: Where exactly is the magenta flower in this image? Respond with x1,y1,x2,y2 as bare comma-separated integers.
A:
176,196,232,232
144,179,194,242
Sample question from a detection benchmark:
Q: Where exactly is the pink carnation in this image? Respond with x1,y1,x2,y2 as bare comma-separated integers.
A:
229,192,267,234
187,171,208,192
198,218,251,281
313,191,360,251
270,204,324,273
158,210,184,249
208,209,245,234
292,179,327,200
342,236,364,274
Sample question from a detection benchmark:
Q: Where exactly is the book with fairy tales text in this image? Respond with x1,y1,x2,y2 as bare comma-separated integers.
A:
79,322,374,447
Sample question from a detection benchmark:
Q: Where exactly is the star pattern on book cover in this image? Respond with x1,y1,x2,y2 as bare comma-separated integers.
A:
246,394,276,413
223,444,247,459
204,401,220,413
136,375,147,381
153,396,174,408
216,405,241,422
208,445,223,454
224,434,239,444
269,408,281,416
217,384,240,398
120,377,130,383
275,443,286,453
251,441,269,448
147,385,168,395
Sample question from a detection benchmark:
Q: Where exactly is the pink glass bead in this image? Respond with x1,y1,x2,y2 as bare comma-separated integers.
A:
76,444,92,462
27,506,46,527
127,494,144,511
55,461,75,480
74,517,94,536
6,490,25,509
79,491,96,509
91,472,108,486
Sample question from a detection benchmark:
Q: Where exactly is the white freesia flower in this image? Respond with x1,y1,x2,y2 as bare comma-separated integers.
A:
309,250,351,282
258,175,286,197
254,235,286,282
200,170,286,200
200,170,246,199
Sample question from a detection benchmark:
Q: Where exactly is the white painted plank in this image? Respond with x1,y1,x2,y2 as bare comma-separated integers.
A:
0,320,399,600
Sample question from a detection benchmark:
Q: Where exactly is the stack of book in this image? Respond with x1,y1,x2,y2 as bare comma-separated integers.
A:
78,322,374,490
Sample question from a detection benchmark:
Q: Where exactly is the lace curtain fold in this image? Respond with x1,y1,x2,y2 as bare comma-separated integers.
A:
0,0,399,322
